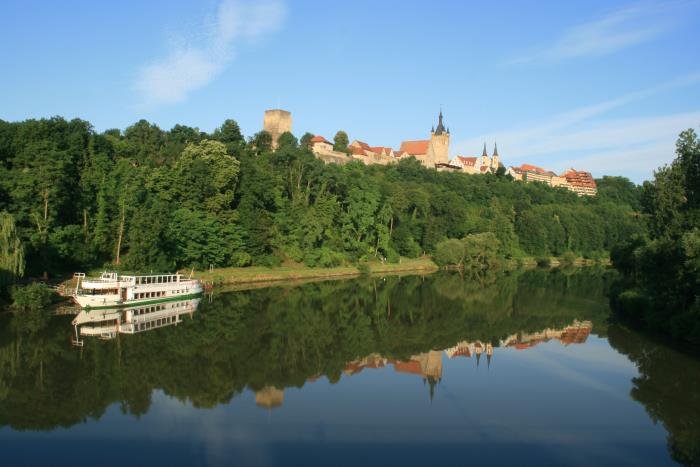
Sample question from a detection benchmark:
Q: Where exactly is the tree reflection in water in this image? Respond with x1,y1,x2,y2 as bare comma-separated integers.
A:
0,268,697,466
607,325,700,465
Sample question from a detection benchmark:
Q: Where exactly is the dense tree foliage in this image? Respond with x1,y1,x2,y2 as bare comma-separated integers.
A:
0,116,643,289
610,129,700,346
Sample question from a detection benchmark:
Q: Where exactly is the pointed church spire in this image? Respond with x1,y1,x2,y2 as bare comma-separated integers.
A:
493,141,499,157
487,353,492,368
482,142,488,158
434,110,446,135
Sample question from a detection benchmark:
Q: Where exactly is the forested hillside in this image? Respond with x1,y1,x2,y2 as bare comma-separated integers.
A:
0,116,643,290
610,129,700,345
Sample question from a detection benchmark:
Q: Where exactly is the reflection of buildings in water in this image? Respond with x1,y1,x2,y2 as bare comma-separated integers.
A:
444,341,494,367
337,320,593,399
499,320,592,350
255,386,285,409
393,350,443,379
257,320,594,409
394,350,443,400
71,298,200,342
343,353,388,375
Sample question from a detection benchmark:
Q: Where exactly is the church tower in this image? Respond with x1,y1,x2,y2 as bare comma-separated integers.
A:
491,141,500,170
481,142,489,168
429,111,450,165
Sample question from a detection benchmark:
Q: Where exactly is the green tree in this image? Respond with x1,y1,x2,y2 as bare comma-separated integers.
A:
251,131,272,154
0,212,24,294
333,131,349,153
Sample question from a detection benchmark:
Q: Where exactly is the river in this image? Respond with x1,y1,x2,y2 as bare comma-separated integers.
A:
0,269,698,466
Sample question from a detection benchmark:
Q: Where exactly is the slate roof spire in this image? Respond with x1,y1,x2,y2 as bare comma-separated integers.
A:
482,142,488,158
493,141,499,157
434,110,446,135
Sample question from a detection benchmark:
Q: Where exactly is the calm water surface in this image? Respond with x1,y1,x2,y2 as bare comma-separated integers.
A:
0,270,698,466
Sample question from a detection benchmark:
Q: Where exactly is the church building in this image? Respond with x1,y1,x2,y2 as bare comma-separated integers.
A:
398,111,450,167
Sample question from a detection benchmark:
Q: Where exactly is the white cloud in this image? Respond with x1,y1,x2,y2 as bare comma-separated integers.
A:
455,73,700,182
134,0,285,106
507,1,690,65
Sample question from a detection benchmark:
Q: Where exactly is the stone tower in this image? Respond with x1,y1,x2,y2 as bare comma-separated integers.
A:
263,109,292,150
429,111,450,165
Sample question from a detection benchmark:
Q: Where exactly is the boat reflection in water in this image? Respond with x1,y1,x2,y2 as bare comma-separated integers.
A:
71,298,201,344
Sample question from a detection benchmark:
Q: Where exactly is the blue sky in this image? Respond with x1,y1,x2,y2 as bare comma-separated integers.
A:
1,0,699,182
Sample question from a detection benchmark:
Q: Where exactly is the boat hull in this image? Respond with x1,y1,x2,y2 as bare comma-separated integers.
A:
73,292,203,310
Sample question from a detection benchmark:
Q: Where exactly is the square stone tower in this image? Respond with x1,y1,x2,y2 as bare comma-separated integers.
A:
429,111,450,165
263,109,292,150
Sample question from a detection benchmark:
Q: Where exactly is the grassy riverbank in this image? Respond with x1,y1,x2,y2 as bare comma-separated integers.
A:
193,257,439,286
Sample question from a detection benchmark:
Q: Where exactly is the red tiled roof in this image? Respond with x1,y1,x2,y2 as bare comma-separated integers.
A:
352,140,372,151
370,146,393,156
455,156,477,166
399,140,430,155
519,163,547,174
311,135,330,144
480,165,489,173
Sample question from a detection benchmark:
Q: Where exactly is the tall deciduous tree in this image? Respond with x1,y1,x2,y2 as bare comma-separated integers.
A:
333,131,349,153
0,211,24,291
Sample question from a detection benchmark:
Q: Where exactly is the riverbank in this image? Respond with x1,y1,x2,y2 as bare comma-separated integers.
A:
193,257,439,286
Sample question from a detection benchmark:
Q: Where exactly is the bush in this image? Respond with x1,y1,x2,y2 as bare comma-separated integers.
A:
357,263,371,276
256,254,281,268
11,283,55,313
560,251,577,266
434,239,464,267
231,251,252,267
385,248,400,264
303,247,344,268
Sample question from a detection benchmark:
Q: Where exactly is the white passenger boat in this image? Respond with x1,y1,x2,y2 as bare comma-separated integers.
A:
72,271,203,309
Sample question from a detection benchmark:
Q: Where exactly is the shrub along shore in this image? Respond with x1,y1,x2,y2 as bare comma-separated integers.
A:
193,257,439,287
191,254,609,288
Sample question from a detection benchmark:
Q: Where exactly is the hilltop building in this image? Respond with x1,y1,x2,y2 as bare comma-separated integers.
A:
309,135,348,164
306,111,454,169
263,110,596,193
563,168,598,196
397,111,451,167
348,140,395,165
508,164,568,188
507,164,597,196
263,109,292,150
450,142,501,174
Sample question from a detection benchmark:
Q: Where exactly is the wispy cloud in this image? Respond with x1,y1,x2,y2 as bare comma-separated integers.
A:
134,0,285,106
455,73,700,182
507,1,689,65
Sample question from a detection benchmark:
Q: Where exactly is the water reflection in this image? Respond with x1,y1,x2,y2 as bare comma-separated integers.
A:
256,319,594,412
71,298,200,343
0,269,697,466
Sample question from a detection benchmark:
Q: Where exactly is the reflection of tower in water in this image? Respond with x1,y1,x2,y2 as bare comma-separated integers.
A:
255,386,284,409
